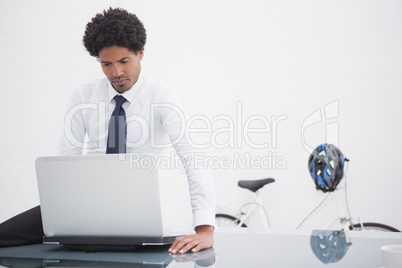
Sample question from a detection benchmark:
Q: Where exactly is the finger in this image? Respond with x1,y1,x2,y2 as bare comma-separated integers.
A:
190,241,206,253
177,239,199,254
169,235,188,250
169,238,181,253
169,235,193,254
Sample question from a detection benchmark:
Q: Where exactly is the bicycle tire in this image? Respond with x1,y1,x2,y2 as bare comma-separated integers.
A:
215,213,248,228
349,222,400,232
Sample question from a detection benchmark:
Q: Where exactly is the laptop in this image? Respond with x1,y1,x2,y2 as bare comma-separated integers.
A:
35,153,184,248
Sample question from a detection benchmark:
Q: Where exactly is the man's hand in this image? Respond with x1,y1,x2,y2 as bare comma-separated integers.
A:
168,225,214,254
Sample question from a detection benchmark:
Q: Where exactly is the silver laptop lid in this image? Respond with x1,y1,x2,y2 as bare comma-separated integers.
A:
35,154,164,238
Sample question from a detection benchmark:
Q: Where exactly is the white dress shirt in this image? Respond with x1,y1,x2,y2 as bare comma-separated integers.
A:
57,73,215,228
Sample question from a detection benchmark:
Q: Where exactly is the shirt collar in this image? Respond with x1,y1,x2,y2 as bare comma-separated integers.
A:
107,73,144,104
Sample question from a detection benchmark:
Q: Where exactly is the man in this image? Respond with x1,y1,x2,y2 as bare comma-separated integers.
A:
0,7,215,254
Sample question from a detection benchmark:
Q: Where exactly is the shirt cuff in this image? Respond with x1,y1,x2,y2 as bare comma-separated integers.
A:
193,208,216,229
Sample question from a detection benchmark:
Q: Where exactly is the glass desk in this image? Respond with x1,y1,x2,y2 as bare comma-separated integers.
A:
1,228,401,267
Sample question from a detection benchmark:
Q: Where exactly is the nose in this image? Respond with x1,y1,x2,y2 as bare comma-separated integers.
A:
112,64,123,77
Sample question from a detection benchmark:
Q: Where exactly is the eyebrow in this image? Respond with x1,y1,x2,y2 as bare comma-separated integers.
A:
117,57,130,62
100,57,130,64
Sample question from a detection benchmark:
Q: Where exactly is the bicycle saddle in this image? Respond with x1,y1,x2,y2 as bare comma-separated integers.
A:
238,178,275,192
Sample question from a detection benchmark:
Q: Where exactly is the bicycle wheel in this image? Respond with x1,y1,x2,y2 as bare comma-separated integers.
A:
349,222,400,232
215,214,247,228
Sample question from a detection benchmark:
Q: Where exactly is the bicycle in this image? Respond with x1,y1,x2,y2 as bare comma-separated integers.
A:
215,144,401,232
215,178,400,232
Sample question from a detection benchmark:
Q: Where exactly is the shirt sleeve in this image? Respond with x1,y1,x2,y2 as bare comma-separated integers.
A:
56,89,86,156
156,88,216,228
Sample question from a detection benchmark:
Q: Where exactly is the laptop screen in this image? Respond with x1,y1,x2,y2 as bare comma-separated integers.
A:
35,154,165,240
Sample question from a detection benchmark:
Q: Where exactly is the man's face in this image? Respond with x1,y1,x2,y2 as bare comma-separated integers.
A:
98,46,144,93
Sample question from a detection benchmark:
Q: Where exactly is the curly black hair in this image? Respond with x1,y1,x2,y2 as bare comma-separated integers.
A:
83,7,147,57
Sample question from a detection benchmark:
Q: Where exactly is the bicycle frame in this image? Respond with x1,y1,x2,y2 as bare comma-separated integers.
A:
240,190,271,228
216,189,271,228
296,180,353,230
216,178,351,230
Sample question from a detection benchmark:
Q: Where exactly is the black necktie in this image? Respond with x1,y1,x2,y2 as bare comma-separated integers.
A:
106,95,127,154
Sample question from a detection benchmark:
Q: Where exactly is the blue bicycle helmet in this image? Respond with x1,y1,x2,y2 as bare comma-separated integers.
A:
308,144,348,193
310,230,352,264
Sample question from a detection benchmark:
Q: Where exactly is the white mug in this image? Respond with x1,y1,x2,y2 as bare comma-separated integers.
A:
381,245,402,268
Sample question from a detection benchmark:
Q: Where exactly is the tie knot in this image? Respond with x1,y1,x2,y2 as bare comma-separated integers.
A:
114,95,126,107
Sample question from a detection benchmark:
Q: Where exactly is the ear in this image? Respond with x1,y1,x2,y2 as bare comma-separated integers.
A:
137,50,144,60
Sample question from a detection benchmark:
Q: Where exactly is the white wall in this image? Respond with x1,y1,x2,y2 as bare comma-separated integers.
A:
1,0,401,231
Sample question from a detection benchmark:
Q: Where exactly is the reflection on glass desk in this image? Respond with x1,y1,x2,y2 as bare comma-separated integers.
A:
1,228,402,267
0,244,175,267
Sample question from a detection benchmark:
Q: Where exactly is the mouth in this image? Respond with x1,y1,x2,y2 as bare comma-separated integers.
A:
112,78,129,87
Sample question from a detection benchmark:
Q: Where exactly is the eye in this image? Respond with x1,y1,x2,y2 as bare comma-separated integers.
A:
102,62,111,67
121,60,129,64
